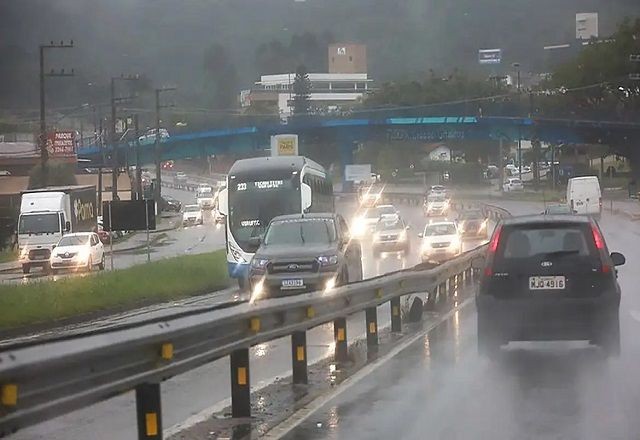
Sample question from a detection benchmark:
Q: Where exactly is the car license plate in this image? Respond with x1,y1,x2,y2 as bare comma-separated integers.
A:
282,279,304,289
529,276,566,290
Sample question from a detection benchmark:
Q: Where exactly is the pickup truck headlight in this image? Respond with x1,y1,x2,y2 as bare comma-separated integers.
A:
318,255,338,266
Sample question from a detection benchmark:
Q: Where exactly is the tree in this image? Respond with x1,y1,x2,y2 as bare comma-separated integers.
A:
291,65,311,116
28,161,77,189
204,44,239,109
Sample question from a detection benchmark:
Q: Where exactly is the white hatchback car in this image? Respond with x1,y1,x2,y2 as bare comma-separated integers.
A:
503,177,524,192
50,232,105,273
419,221,462,263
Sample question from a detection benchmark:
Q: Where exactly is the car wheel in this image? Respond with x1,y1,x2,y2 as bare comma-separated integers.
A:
22,264,31,274
593,311,620,357
98,255,105,271
477,313,502,359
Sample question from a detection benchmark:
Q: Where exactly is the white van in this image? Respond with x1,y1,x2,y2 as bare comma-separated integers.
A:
567,176,601,218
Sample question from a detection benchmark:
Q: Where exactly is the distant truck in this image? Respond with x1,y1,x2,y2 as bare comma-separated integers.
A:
196,184,215,210
18,185,97,274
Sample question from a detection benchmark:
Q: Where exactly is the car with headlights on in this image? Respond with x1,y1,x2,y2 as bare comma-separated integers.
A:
457,209,489,239
249,213,363,298
476,215,625,358
423,194,450,217
419,221,461,263
50,232,105,273
351,205,399,237
372,218,410,255
182,204,203,226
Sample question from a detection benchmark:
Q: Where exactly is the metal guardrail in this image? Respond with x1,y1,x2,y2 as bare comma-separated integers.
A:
0,193,509,439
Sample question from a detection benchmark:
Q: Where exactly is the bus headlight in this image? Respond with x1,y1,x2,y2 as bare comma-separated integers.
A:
251,258,269,269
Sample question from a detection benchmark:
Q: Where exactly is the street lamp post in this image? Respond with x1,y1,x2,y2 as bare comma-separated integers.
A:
513,62,522,180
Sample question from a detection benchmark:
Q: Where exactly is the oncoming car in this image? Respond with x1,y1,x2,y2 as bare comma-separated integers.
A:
476,215,626,358
419,221,461,263
457,210,489,239
372,218,410,255
351,205,398,237
50,232,105,273
424,194,450,217
182,205,203,226
249,213,363,298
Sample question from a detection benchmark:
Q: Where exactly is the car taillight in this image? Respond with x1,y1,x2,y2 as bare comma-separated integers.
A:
591,223,610,273
591,224,604,250
483,224,503,277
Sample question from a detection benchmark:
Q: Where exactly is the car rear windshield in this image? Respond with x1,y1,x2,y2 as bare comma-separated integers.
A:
496,223,596,261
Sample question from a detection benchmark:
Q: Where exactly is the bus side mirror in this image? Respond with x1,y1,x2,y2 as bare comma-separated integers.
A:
301,183,312,210
217,188,228,216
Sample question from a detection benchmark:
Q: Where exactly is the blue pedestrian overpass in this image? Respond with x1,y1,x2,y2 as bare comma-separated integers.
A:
77,115,640,167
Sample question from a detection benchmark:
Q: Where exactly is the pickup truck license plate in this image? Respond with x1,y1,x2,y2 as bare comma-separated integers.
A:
282,279,304,289
529,276,565,290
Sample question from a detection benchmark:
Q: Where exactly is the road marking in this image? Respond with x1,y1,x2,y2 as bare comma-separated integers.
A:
262,297,474,439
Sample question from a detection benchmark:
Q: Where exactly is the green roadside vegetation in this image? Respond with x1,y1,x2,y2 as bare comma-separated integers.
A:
0,249,17,264
0,250,230,330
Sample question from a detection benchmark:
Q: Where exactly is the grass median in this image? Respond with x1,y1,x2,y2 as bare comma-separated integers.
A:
0,249,230,331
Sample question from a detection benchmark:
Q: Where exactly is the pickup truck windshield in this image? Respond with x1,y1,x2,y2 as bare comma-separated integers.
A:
18,213,60,234
264,219,336,245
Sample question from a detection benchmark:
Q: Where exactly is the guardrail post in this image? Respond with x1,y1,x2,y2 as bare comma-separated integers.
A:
230,348,251,418
291,331,308,384
365,307,378,349
135,383,162,440
333,317,348,363
390,297,402,332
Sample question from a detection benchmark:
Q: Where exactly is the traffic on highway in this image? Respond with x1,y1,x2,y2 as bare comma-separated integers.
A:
2,2,640,439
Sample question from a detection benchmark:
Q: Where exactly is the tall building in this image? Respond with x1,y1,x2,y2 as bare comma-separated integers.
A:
240,43,372,120
329,44,367,74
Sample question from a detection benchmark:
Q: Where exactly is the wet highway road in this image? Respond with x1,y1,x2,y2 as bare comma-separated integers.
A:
7,199,489,440
280,205,640,440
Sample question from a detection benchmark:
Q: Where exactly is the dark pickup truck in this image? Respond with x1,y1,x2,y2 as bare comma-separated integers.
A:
248,213,363,298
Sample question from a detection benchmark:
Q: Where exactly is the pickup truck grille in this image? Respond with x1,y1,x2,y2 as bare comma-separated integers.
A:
269,260,318,274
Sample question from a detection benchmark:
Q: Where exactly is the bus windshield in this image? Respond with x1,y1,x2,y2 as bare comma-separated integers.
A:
229,177,300,250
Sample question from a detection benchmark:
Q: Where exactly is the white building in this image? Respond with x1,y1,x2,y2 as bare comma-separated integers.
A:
240,72,373,119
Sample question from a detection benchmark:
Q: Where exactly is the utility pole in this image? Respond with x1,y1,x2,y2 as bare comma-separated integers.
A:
134,114,142,199
154,87,176,204
39,41,74,188
110,74,139,200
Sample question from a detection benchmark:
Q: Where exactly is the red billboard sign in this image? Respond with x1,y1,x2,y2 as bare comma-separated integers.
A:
46,131,77,157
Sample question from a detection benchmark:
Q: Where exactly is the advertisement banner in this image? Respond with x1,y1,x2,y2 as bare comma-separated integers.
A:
478,49,502,65
270,134,299,157
345,164,372,182
46,131,77,157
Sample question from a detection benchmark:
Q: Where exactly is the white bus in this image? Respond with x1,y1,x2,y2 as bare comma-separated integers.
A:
218,156,333,288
